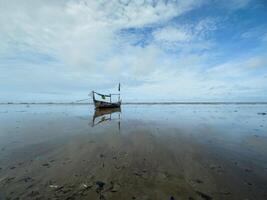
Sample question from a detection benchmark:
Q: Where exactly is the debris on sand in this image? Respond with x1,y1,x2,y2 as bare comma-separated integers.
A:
78,183,92,196
81,183,93,190
49,184,59,189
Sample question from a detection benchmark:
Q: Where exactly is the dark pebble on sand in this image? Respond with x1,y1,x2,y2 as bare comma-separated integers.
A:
245,169,253,173
22,177,33,183
133,172,142,177
196,191,212,200
42,163,50,167
27,191,40,197
6,177,15,183
96,181,105,189
195,179,203,184
66,196,76,200
246,181,253,186
63,189,72,194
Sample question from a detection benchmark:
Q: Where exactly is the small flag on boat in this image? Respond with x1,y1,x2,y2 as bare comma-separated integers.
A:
118,83,120,92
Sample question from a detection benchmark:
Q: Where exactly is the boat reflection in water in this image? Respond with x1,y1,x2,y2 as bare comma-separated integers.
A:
91,107,121,130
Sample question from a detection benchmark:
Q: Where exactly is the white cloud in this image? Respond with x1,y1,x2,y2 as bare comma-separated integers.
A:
241,27,267,41
153,27,192,42
194,18,218,39
207,54,267,78
0,0,266,102
0,0,204,73
126,54,267,102
246,56,267,68
151,18,218,53
153,18,218,43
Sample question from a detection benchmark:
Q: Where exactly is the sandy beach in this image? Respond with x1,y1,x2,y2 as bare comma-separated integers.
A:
0,104,267,200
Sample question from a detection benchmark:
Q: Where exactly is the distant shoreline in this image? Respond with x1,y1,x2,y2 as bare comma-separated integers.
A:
1,102,267,105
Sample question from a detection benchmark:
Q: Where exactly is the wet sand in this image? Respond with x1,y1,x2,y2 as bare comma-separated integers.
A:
0,104,267,200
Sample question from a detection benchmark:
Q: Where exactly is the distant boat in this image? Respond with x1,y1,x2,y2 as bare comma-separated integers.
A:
91,83,121,109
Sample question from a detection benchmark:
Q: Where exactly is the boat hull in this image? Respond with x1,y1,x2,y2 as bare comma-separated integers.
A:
93,100,121,109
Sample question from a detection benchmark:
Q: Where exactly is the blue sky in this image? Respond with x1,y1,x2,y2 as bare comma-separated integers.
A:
0,0,267,102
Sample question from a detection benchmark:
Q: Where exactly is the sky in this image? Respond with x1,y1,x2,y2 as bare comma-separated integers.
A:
0,0,267,103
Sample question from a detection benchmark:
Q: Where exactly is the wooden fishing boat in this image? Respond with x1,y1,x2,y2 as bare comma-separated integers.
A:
91,84,121,109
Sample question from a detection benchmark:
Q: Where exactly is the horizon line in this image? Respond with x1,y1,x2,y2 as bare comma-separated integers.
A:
1,101,267,105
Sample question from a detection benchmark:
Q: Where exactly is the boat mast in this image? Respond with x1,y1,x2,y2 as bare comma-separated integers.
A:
118,83,121,102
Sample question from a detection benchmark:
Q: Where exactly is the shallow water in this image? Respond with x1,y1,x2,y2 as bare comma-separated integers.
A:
0,104,267,200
